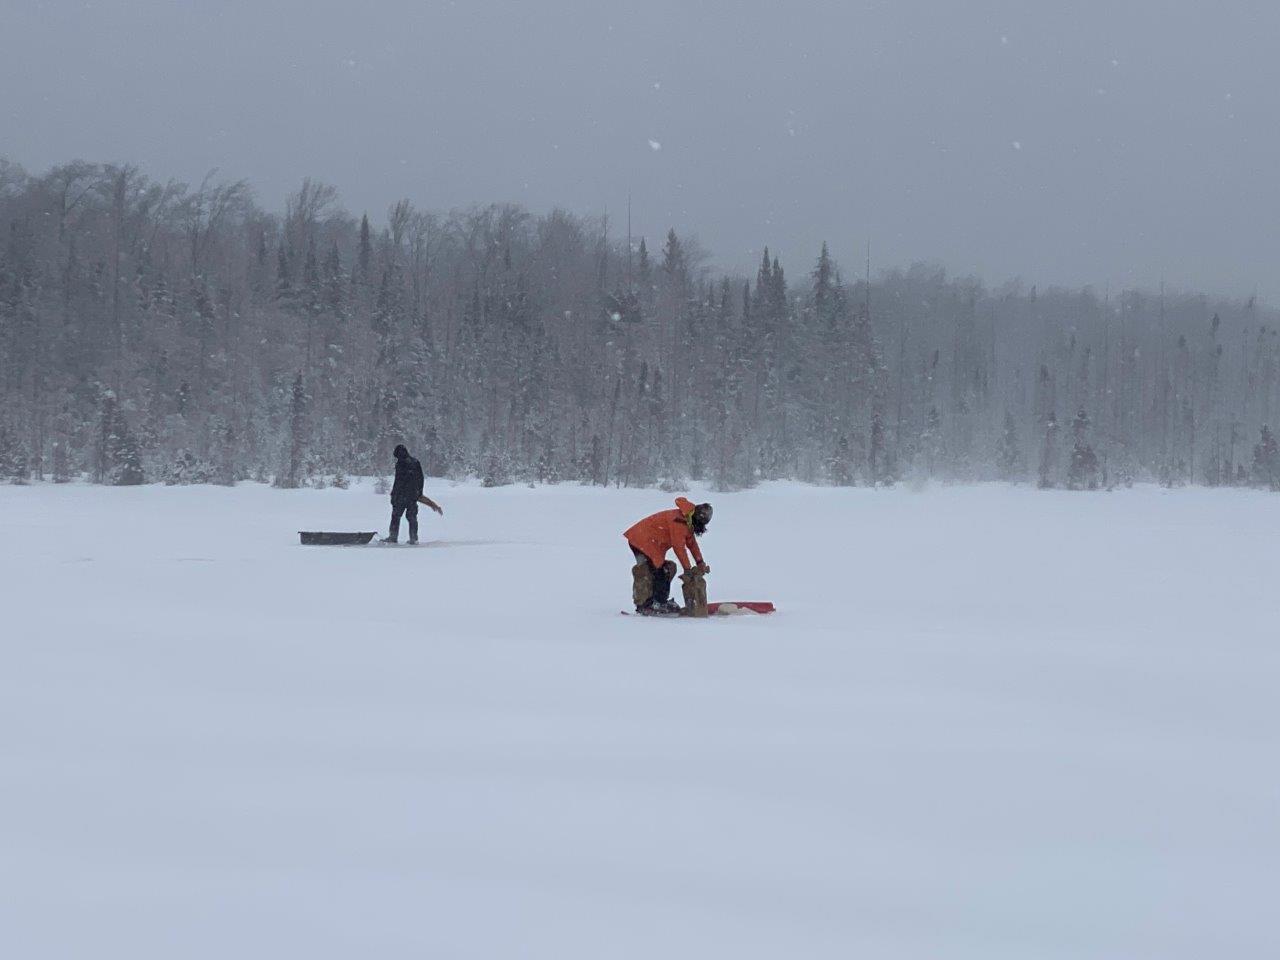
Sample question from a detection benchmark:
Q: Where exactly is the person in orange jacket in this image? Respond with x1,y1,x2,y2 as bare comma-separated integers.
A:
623,496,713,614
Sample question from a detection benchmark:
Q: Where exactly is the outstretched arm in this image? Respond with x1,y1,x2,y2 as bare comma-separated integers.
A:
688,533,707,572
668,518,692,569
671,517,707,571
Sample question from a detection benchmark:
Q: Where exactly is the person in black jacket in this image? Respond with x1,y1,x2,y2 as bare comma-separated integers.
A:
385,444,425,543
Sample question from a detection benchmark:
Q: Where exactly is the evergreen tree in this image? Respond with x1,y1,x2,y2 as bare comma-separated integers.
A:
50,440,72,483
358,213,372,280
97,392,120,483
105,416,145,486
304,236,320,305
1067,408,1100,490
1038,412,1060,489
584,434,605,486
0,423,29,483
374,387,402,464
274,245,292,301
480,432,513,487
869,408,891,485
634,236,653,313
996,411,1022,481
1252,425,1280,490
164,450,215,485
812,241,834,317
921,406,943,477
661,229,687,286
213,420,237,486
274,373,308,488
323,242,345,315
828,435,853,486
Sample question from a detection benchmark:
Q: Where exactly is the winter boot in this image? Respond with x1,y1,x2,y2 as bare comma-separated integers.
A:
632,561,654,611
638,598,681,616
681,568,709,618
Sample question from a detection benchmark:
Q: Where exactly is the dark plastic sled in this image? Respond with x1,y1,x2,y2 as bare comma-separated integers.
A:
299,531,377,546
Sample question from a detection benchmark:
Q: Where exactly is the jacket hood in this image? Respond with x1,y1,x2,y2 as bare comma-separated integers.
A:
674,496,696,516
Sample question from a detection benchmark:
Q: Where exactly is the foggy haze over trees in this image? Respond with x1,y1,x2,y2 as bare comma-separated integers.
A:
7,2,1280,302
3,156,1280,492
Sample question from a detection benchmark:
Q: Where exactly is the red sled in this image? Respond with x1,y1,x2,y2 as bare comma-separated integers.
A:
708,601,775,615
620,601,776,618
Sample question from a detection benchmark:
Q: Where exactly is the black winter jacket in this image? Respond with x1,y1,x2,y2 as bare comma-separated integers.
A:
391,455,424,506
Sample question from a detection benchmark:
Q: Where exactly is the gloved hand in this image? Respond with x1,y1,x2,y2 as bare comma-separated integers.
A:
696,562,711,576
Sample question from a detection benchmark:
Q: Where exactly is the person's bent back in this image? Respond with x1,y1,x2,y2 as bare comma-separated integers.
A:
623,497,713,614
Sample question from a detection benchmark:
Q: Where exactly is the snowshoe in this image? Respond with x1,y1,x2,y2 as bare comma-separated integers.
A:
646,599,683,616
634,599,682,617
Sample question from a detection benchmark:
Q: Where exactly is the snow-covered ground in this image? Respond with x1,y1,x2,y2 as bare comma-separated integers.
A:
2,480,1278,959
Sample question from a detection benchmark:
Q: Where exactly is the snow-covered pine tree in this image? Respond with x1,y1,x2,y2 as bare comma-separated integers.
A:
866,404,891,485
1067,408,1100,490
106,421,144,485
996,411,1022,481
828,435,854,486
275,245,293,303
583,434,605,486
357,213,372,282
921,406,943,478
285,373,309,487
50,439,72,483
1252,425,1280,490
480,432,513,487
213,420,238,485
1037,412,1060,489
0,423,29,483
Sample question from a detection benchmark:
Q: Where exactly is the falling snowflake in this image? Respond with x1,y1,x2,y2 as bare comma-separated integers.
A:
648,139,662,151
1012,141,1022,150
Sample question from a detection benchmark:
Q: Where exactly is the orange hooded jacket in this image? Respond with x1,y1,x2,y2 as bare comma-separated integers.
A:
624,497,705,571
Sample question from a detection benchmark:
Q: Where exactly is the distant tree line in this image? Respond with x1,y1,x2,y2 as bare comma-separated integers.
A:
3,155,1280,492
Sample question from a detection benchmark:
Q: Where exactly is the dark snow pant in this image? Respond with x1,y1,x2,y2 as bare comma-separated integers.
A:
631,546,674,606
390,501,419,542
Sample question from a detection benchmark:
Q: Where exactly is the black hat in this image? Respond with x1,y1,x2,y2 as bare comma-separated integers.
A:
691,502,712,534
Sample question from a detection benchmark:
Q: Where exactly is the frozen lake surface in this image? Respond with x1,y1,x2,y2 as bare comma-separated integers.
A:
3,480,1277,958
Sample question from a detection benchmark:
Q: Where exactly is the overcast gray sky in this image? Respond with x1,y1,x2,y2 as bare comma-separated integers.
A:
3,0,1277,298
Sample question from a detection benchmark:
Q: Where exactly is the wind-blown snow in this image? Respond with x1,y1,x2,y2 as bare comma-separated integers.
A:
2,481,1277,958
